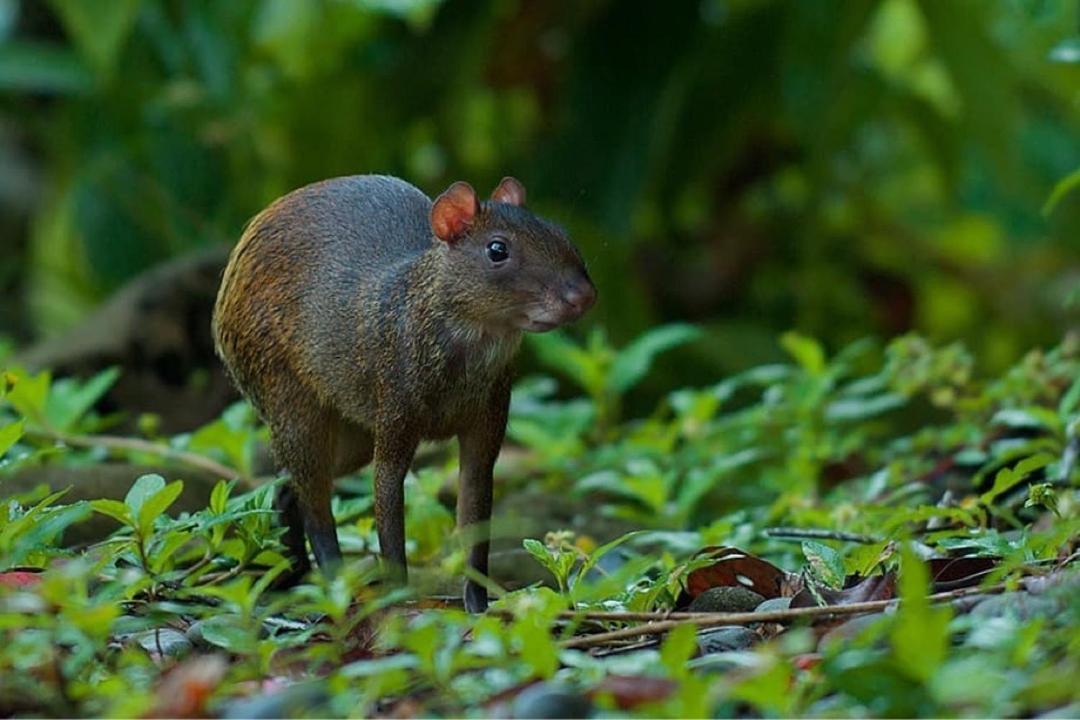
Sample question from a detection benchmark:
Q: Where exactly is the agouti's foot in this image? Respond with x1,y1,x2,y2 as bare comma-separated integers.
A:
463,580,488,614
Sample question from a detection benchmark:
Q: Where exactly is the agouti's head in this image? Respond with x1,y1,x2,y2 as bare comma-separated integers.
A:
430,177,596,333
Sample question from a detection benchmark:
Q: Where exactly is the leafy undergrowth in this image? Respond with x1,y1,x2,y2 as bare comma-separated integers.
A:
1,329,1078,717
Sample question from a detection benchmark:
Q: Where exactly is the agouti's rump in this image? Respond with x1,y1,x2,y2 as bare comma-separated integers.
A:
213,174,595,611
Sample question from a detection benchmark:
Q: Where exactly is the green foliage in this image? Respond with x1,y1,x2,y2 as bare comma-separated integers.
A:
2,0,1076,374
1,325,1079,716
528,323,700,434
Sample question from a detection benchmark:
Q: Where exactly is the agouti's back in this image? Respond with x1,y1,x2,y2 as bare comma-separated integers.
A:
214,175,430,417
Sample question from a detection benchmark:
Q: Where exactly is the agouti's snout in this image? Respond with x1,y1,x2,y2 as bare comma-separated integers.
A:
521,272,596,332
561,274,597,317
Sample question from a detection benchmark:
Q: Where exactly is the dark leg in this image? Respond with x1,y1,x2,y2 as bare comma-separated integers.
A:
372,428,419,586
273,480,311,586
301,492,342,574
457,377,510,613
270,401,343,577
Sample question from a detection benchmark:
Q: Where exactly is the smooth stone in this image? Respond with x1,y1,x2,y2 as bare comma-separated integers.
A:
687,586,765,613
132,628,192,658
753,596,793,614
512,682,593,719
971,592,1060,621
218,682,329,719
696,625,758,654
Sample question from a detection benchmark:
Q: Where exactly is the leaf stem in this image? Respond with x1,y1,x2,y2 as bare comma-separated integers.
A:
764,527,881,544
555,583,1005,650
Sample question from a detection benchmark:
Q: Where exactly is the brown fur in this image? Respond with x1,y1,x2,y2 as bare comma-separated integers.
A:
213,175,595,611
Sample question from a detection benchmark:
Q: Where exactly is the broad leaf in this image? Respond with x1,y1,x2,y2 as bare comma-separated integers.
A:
802,540,846,589
0,419,23,457
609,323,701,394
125,474,167,517
47,0,142,77
137,480,184,537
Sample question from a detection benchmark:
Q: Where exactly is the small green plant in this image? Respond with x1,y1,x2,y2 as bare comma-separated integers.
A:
527,323,701,436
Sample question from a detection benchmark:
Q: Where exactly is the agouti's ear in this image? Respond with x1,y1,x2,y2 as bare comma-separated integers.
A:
431,181,479,243
490,176,526,206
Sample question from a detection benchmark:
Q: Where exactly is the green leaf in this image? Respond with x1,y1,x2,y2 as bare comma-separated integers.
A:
575,530,643,587
729,660,795,715
137,480,183,537
780,331,826,375
825,393,906,422
5,369,51,424
1059,375,1080,419
522,538,574,592
90,499,133,526
512,616,558,679
125,474,166,517
527,331,605,397
47,0,142,77
210,480,231,514
1024,483,1059,518
1042,166,1080,217
0,419,23,457
802,540,846,589
991,407,1061,435
44,366,121,431
0,41,93,94
196,615,257,653
6,503,91,563
980,453,1054,506
660,623,698,679
891,545,951,682
609,323,701,394
252,0,323,80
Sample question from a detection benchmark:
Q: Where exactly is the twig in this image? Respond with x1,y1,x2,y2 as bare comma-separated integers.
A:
764,527,881,544
557,583,1004,650
31,429,254,487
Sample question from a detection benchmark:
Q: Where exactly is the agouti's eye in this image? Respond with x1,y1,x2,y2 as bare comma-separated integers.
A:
485,240,510,264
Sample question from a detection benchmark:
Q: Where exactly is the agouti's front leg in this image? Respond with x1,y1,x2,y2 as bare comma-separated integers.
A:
373,430,420,585
457,381,511,613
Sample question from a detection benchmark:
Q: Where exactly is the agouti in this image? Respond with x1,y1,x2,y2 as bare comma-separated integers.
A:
212,175,595,612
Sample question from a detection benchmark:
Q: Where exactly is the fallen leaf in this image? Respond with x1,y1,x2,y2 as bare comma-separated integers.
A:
928,557,999,591
790,572,896,609
684,547,794,600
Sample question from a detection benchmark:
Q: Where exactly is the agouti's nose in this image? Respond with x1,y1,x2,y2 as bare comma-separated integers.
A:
562,276,597,315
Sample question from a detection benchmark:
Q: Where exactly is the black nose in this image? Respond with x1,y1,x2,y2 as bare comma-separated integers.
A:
562,276,597,315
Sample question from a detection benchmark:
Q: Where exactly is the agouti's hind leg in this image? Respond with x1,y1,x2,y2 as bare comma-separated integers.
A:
273,481,312,586
270,406,343,576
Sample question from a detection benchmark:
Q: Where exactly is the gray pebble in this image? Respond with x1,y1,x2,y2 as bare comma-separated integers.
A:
132,628,192,658
687,586,766,613
753,596,793,614
512,682,593,719
971,592,1061,621
219,682,329,719
696,625,758,654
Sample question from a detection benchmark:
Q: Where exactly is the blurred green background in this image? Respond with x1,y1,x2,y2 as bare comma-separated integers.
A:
1,0,1078,379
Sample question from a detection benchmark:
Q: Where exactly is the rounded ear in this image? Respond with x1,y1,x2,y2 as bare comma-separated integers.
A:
431,181,479,243
490,176,526,206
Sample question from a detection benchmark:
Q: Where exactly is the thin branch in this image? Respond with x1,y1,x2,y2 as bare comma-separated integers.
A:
764,527,881,544
557,583,1004,650
31,429,255,487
